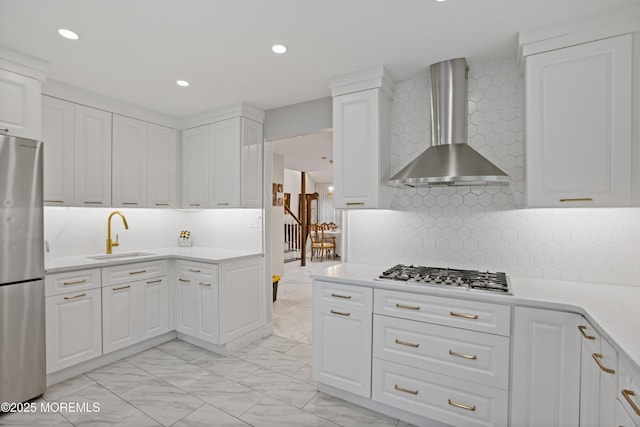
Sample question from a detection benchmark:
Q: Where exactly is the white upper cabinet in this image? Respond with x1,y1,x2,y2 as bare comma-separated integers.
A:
525,34,632,207
182,114,264,209
241,118,263,208
74,104,112,207
147,123,178,208
112,114,148,208
330,67,393,209
0,69,42,140
42,96,74,206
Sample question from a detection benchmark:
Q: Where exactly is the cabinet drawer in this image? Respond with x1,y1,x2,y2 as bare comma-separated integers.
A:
45,268,101,296
372,358,508,427
373,314,510,389
374,289,510,336
620,361,640,424
102,260,167,286
175,260,218,282
313,280,373,311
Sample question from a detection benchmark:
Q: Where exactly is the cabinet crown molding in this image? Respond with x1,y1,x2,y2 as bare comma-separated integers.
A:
0,45,49,81
329,65,395,98
181,102,265,130
518,3,640,63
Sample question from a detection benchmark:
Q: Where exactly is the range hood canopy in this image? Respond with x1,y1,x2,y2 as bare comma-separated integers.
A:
388,58,509,187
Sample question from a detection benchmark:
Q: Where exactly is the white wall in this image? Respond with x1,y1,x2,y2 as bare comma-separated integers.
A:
272,154,285,276
263,97,332,141
347,57,640,287
45,207,262,259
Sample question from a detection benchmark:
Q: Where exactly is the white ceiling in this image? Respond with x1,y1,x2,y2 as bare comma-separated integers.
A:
1,0,634,119
272,131,333,184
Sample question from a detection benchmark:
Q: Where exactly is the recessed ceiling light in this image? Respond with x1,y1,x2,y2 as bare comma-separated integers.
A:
58,28,79,40
434,0,447,2
272,44,287,54
176,80,190,87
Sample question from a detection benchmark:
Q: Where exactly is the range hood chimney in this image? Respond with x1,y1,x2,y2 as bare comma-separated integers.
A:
388,58,509,187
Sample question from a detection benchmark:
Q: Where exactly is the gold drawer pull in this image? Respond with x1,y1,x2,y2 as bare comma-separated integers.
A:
0,128,9,132
64,293,86,300
217,203,229,206
394,384,418,395
84,201,103,205
129,270,147,275
189,268,201,273
449,350,477,360
44,200,64,203
189,203,200,207
592,353,615,374
578,325,596,340
179,278,190,283
113,285,130,291
396,303,420,311
330,309,350,317
560,198,593,202
122,202,138,206
346,202,364,206
450,311,478,319
155,203,170,206
395,339,419,348
331,293,351,299
199,282,212,287
146,279,162,284
622,390,640,416
448,399,476,412
63,279,86,286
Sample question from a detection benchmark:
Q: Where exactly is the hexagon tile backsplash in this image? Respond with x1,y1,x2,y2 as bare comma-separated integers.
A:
347,57,640,287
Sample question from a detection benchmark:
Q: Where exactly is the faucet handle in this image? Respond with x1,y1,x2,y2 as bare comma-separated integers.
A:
113,234,120,247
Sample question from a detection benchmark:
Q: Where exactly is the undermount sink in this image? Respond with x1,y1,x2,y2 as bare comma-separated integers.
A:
87,251,154,260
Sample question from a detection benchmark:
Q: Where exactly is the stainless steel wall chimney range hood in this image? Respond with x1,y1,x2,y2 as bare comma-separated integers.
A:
388,58,509,187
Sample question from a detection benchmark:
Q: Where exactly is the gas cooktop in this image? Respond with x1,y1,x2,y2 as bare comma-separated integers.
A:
378,264,511,294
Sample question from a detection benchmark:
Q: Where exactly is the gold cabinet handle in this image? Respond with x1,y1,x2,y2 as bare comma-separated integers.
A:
346,202,364,206
155,203,170,206
331,293,351,299
189,203,200,207
63,279,86,286
578,325,596,340
396,303,420,311
113,285,131,291
199,282,211,287
217,203,229,206
330,309,350,316
448,399,476,412
84,201,103,205
622,390,640,416
592,353,615,374
122,202,138,206
146,279,162,284
449,350,477,360
44,200,64,203
178,278,190,283
450,311,478,319
0,128,9,132
560,198,593,202
395,339,419,348
129,270,147,275
189,268,201,273
64,293,86,300
394,384,418,395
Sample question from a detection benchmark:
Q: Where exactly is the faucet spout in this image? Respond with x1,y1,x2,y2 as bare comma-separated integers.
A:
107,211,129,254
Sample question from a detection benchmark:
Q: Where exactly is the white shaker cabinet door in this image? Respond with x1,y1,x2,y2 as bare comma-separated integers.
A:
147,124,177,208
139,276,169,340
210,118,241,208
525,34,632,207
0,69,41,140
112,114,147,208
194,280,219,344
241,117,263,208
45,288,102,373
511,307,581,427
174,275,197,335
74,105,112,207
42,96,74,206
102,282,138,353
182,125,209,209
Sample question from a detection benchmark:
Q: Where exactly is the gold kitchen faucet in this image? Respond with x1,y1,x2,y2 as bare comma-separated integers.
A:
106,211,129,254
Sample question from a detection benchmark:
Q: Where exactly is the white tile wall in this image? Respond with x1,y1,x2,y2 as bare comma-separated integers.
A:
347,57,640,287
45,207,263,259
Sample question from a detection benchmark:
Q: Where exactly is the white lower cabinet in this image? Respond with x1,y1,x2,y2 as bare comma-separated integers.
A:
312,281,373,397
101,261,169,354
617,398,639,427
194,276,219,344
618,361,640,426
511,307,581,427
45,269,102,373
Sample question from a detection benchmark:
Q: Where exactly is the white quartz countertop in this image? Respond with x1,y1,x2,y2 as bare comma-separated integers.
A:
45,247,262,274
310,262,640,377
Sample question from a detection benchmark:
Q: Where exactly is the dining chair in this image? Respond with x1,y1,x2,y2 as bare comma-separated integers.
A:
310,224,336,261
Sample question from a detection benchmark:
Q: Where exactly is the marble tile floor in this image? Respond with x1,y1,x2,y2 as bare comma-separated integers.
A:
0,263,417,426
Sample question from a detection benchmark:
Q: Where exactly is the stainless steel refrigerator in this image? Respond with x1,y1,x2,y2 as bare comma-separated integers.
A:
0,134,46,404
